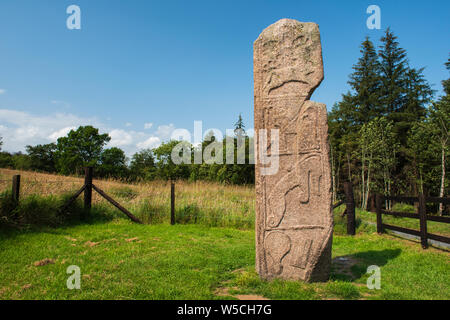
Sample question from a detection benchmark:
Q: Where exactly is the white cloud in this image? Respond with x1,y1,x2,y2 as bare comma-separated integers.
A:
0,109,99,151
125,122,132,127
144,122,153,129
0,89,6,95
109,129,133,147
48,127,76,141
155,124,175,140
0,108,175,156
136,136,161,149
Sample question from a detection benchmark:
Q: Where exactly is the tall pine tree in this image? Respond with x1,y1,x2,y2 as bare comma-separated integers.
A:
348,37,383,124
378,28,409,119
329,37,382,190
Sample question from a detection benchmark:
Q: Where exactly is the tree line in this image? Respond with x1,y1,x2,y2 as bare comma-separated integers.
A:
329,28,449,213
0,115,254,185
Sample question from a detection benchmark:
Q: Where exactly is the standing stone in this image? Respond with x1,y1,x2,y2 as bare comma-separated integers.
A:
254,19,332,282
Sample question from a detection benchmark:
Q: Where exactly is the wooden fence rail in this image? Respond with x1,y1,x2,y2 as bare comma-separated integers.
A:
375,193,450,249
6,167,142,224
4,171,362,235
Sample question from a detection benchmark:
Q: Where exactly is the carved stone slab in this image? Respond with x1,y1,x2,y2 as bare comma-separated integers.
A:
254,19,333,282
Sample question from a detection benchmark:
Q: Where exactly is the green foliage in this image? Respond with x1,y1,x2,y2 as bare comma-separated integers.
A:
347,37,383,124
0,191,19,229
329,28,443,207
408,120,442,194
176,204,202,224
11,152,32,171
129,148,156,181
0,192,85,230
153,140,191,180
26,143,57,172
0,152,13,168
55,126,111,175
98,147,128,178
134,200,167,224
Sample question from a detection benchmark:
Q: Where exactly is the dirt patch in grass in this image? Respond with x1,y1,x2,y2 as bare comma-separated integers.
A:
215,286,269,300
33,258,55,266
235,294,269,300
21,284,32,291
85,241,100,247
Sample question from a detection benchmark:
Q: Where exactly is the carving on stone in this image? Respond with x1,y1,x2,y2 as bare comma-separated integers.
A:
289,238,313,269
298,155,322,203
298,106,320,152
254,19,333,282
264,232,291,276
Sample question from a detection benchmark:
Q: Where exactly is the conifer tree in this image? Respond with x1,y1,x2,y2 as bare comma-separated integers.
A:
348,37,383,124
378,28,409,118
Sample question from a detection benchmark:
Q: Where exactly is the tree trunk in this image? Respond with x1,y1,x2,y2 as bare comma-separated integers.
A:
364,153,372,211
439,140,446,216
331,145,336,203
361,150,365,210
347,153,351,182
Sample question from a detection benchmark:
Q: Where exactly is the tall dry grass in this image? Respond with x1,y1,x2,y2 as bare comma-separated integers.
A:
0,169,255,228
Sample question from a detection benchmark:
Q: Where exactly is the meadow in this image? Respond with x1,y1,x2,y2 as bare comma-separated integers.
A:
0,169,449,300
0,168,255,229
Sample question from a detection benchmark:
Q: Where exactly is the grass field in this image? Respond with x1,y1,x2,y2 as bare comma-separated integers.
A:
0,169,449,300
0,168,255,229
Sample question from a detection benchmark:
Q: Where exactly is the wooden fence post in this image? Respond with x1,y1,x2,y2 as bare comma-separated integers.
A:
83,167,93,219
170,181,175,225
12,175,20,205
344,182,356,236
418,194,428,249
375,194,383,234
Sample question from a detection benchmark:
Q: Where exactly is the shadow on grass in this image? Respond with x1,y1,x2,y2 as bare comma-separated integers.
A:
331,249,402,282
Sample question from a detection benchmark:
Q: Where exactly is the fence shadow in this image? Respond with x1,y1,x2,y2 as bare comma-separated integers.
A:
331,248,402,282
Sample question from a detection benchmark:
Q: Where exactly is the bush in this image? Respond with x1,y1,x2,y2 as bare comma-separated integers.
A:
0,191,20,228
0,191,115,231
135,200,167,224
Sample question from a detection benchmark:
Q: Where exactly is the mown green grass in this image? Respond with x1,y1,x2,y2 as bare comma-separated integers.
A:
0,169,448,300
0,217,448,300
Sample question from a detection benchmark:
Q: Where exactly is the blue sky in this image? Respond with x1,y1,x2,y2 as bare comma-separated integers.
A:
0,0,449,156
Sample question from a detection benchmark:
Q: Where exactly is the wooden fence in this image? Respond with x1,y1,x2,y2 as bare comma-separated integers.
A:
7,167,142,224
16,169,448,247
375,194,450,249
